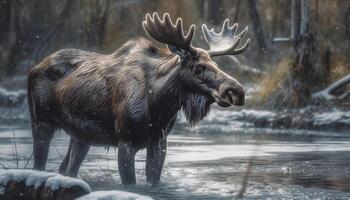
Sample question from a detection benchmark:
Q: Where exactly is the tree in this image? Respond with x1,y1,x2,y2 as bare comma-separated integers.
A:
247,0,267,52
204,0,224,25
290,0,315,107
31,0,76,61
4,0,20,75
344,2,350,39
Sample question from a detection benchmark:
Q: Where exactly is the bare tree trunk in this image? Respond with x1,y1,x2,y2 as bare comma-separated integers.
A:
204,0,224,25
291,0,301,48
344,2,350,39
86,0,110,48
0,0,12,75
97,0,110,48
31,0,76,61
247,0,267,52
5,0,19,75
0,0,11,35
233,0,241,22
300,0,310,35
290,0,314,107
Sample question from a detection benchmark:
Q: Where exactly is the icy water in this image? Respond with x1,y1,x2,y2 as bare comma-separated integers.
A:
0,126,350,199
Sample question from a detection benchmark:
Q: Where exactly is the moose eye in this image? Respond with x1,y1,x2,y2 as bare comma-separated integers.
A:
193,64,205,75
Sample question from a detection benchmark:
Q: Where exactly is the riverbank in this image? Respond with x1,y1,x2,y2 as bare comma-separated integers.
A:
0,128,350,199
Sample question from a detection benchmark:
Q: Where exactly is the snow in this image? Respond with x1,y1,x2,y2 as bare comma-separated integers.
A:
0,169,56,189
179,106,349,131
76,190,153,200
166,141,350,162
313,110,350,125
240,109,276,118
179,108,276,132
186,108,275,125
0,169,91,193
281,166,292,174
45,175,91,192
313,74,350,100
0,87,26,105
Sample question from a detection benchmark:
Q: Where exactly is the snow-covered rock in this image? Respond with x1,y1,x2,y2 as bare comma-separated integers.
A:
77,190,153,200
45,174,91,192
0,169,91,200
0,169,56,190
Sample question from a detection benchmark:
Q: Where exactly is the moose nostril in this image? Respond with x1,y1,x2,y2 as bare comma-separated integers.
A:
225,87,245,105
227,90,235,104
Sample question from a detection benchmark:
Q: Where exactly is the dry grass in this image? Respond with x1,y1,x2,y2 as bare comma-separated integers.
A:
248,51,350,108
250,58,292,105
329,54,350,83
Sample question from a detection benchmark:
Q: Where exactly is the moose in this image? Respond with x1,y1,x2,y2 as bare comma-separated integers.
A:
28,13,249,185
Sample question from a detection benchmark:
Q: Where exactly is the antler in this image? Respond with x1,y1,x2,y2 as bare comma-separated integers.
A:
143,12,196,53
202,19,250,57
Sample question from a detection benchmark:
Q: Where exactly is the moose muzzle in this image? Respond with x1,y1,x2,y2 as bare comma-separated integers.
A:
212,79,245,107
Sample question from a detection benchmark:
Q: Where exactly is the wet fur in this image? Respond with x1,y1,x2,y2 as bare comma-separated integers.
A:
28,13,246,184
28,37,211,147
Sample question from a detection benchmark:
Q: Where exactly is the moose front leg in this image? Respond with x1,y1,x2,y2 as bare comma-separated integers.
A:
118,141,136,185
146,137,167,185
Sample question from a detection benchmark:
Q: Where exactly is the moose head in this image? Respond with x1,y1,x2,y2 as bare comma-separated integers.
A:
143,13,249,111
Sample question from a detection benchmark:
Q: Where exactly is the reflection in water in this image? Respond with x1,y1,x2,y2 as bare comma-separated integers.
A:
0,128,350,199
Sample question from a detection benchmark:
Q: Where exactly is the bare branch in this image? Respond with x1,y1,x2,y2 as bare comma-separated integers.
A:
313,74,350,100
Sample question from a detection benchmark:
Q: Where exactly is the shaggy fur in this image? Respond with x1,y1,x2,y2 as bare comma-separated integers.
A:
28,36,244,185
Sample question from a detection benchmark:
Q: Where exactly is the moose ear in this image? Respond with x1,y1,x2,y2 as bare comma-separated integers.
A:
167,45,190,60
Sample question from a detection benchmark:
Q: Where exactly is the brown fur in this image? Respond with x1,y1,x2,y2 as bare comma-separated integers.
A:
28,36,244,184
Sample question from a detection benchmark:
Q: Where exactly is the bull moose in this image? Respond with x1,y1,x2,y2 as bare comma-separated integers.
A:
28,13,249,185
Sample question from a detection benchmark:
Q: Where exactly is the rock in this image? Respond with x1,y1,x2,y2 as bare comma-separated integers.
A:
0,169,91,200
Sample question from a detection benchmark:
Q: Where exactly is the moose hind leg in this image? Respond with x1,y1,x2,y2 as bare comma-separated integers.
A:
146,137,167,185
32,122,56,170
65,138,90,177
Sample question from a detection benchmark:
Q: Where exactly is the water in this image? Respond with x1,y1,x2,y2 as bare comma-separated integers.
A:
0,126,350,199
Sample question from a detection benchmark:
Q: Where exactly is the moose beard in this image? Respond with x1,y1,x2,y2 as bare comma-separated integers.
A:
181,93,211,127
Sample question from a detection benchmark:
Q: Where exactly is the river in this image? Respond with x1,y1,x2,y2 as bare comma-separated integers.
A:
0,125,349,199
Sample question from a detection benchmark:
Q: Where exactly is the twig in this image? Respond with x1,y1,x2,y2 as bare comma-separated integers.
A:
236,156,254,198
8,100,19,169
0,160,9,169
11,127,19,169
106,147,110,173
313,74,350,100
236,139,262,199
24,152,33,169
53,143,64,161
